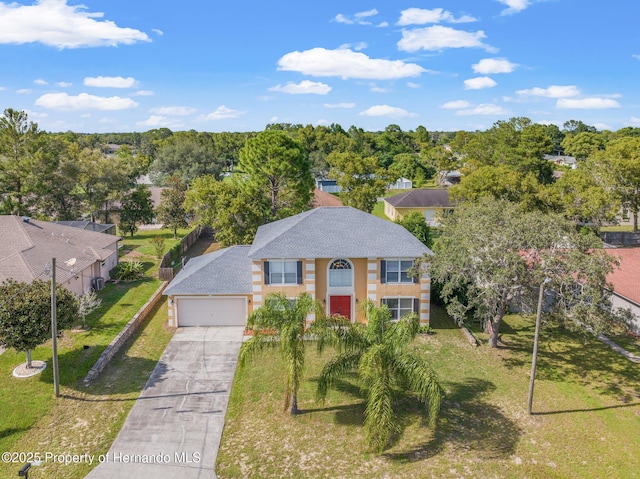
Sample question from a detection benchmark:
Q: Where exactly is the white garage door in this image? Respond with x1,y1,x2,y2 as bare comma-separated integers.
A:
177,297,247,327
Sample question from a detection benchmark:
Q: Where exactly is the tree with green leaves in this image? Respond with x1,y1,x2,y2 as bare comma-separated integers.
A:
328,151,390,213
561,131,605,160
395,211,432,247
0,108,41,215
156,174,189,239
430,198,619,348
119,184,155,237
184,175,266,246
237,130,313,219
0,279,79,368
149,133,225,185
317,300,442,453
590,137,640,231
239,292,325,415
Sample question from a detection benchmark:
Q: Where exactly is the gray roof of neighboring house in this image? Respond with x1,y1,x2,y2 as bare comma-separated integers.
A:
0,216,121,285
55,221,116,234
248,206,432,259
384,189,451,208
163,245,252,296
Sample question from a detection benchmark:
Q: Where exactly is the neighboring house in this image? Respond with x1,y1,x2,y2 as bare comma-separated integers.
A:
605,248,640,335
0,216,121,295
312,189,343,208
389,177,413,190
164,207,433,328
55,220,117,236
383,189,454,225
544,154,578,169
438,170,461,187
315,178,342,193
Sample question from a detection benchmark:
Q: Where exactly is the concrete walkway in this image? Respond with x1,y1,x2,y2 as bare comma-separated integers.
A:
86,326,245,479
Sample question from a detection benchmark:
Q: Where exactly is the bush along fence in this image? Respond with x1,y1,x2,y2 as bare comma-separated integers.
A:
83,281,168,386
158,225,202,281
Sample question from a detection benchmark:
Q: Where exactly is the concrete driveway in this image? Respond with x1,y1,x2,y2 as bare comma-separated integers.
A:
86,326,244,479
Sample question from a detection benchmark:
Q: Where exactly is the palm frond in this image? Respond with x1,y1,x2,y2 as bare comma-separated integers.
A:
392,352,443,428
316,351,362,402
364,373,396,453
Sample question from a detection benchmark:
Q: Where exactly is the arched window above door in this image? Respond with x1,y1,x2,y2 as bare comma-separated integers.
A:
329,259,352,287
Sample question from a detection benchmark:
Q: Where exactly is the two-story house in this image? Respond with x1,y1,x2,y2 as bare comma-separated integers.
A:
163,207,433,327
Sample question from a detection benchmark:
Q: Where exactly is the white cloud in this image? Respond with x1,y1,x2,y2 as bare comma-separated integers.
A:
498,0,530,15
464,76,497,90
84,76,138,88
34,78,48,85
334,9,379,26
457,104,508,116
398,25,494,52
593,123,611,131
151,28,163,36
200,105,245,120
133,90,154,96
35,92,138,110
269,80,332,95
628,117,640,126
338,42,368,51
0,0,150,49
556,98,621,109
407,82,420,89
359,105,417,118
16,89,31,94
516,85,581,98
633,54,640,61
397,8,476,26
149,106,197,116
376,22,389,28
369,85,388,93
56,81,72,88
98,117,118,124
0,86,6,91
324,102,356,109
472,58,517,74
136,115,185,128
278,47,426,80
441,100,472,109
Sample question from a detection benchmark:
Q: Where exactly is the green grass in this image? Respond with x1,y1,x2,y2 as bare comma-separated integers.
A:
0,227,191,472
600,225,635,232
0,297,174,479
216,306,640,478
372,201,391,221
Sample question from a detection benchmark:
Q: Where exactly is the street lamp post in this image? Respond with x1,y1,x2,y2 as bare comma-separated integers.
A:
528,277,551,415
51,258,60,398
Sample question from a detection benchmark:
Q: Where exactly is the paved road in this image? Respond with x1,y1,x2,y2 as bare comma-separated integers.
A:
86,326,244,479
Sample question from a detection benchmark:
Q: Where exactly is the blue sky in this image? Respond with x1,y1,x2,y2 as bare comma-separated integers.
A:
0,0,638,133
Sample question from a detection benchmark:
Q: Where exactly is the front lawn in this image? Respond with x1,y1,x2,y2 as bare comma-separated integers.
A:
0,226,190,468
216,306,640,478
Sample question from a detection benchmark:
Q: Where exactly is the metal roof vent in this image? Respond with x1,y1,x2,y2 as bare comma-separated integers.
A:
22,216,30,223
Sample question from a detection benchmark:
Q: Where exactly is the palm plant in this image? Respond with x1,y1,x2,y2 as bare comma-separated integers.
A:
317,300,443,453
239,292,326,415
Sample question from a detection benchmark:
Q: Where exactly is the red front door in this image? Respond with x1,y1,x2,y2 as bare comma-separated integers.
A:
329,295,351,320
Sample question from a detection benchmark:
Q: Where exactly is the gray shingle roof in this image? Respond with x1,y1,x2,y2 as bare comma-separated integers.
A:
163,246,252,296
384,189,451,208
0,216,121,285
248,207,432,259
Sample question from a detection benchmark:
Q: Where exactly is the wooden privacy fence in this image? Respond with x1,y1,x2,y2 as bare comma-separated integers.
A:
158,225,202,281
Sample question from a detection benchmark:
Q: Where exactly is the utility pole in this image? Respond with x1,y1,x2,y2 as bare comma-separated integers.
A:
51,258,60,398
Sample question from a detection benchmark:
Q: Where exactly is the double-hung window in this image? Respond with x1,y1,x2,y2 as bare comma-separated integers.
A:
381,297,418,320
264,260,302,285
381,259,416,284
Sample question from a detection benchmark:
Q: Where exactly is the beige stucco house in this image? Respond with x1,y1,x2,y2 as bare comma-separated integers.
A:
383,188,454,225
164,207,433,328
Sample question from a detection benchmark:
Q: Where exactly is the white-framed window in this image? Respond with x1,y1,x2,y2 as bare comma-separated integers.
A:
265,260,301,285
381,297,417,320
329,259,353,287
382,259,415,284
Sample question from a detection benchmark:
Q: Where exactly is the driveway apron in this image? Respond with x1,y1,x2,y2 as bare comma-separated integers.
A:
86,326,244,479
